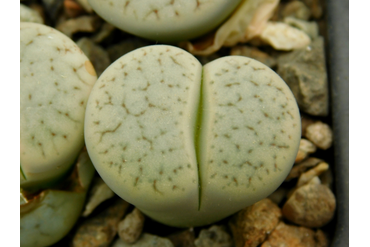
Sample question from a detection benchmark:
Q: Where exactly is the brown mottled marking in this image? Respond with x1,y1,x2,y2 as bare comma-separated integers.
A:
224,175,228,179
28,94,32,100
223,160,228,164
134,177,139,186
153,180,162,194
51,132,56,136
259,141,263,145
248,149,253,153
173,169,177,174
264,112,269,118
252,67,265,71
236,144,240,150
63,135,67,139
26,40,33,46
38,142,42,146
250,80,259,86
32,136,35,140
233,177,238,186
50,66,54,71
97,122,122,142
225,82,240,87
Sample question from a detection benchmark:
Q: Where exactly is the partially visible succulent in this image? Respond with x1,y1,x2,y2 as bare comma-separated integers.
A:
20,149,96,247
84,45,301,227
20,22,97,246
20,22,96,190
87,0,242,42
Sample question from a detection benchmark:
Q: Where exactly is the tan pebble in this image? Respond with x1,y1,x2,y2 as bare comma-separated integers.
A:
295,138,317,163
64,0,85,18
301,115,315,136
72,199,130,247
304,121,333,150
229,198,282,247
286,157,323,181
282,183,336,228
267,186,288,205
118,208,145,244
281,1,311,20
194,225,233,247
56,15,101,38
296,162,329,187
230,46,277,68
261,221,316,247
167,228,196,247
315,229,329,247
82,177,115,217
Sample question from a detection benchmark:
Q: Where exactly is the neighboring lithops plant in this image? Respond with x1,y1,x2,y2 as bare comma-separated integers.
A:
20,149,96,247
87,0,242,42
84,45,301,227
20,22,96,190
20,22,97,247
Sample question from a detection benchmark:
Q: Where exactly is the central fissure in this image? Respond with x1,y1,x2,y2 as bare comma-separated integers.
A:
194,69,204,211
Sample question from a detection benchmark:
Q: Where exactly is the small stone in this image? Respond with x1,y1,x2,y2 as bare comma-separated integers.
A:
284,17,319,39
76,37,111,77
319,169,334,188
42,0,64,21
64,0,85,18
277,37,329,116
229,198,281,247
315,229,329,247
261,222,317,247
301,0,323,19
76,0,93,13
304,121,333,150
282,183,336,228
296,162,329,187
72,198,130,247
195,225,233,247
56,15,101,38
167,228,196,247
267,187,288,205
259,22,311,51
91,22,116,43
82,176,115,217
230,45,277,68
20,4,44,24
281,1,311,20
286,157,323,181
111,233,174,247
301,115,315,136
106,39,151,63
118,208,145,244
295,138,317,163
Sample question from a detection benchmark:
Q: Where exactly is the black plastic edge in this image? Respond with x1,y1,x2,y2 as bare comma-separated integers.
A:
326,0,349,246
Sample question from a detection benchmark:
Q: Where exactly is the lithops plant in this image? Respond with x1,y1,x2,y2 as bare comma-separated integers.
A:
84,45,301,227
87,0,242,42
20,22,97,247
20,22,96,190
20,149,96,247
